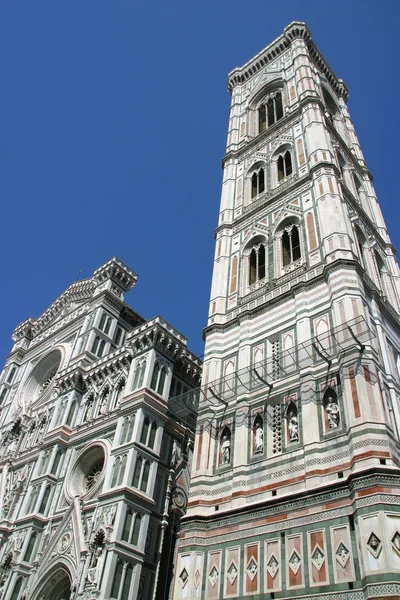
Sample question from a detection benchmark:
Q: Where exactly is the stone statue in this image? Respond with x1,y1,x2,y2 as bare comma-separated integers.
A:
288,412,298,441
326,397,340,428
171,439,179,467
87,545,104,585
255,424,263,452
221,435,231,464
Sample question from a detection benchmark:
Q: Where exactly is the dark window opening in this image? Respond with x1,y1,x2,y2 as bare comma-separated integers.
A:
248,244,266,285
251,169,266,199
282,226,301,267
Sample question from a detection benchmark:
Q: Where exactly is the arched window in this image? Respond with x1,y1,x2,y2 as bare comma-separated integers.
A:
0,389,7,404
99,313,112,335
157,367,166,395
7,367,16,384
27,487,39,514
118,455,127,486
111,455,126,488
122,510,142,546
111,559,133,600
150,362,167,396
132,456,150,493
323,388,340,429
66,400,78,427
219,426,231,466
251,168,265,198
51,448,63,475
23,531,37,563
249,244,266,285
354,226,366,267
140,417,150,444
10,577,24,600
258,92,283,133
148,421,157,449
92,336,106,358
282,225,301,266
132,457,142,488
38,485,52,515
150,363,159,390
133,360,146,390
120,415,135,445
277,150,292,181
140,462,150,492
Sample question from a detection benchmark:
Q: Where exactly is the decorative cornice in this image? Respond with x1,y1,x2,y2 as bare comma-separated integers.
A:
227,22,348,101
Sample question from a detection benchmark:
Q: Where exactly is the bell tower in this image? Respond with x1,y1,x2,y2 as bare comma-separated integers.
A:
173,22,400,600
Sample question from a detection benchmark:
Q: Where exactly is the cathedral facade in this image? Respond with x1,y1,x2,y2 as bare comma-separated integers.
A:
173,22,400,600
0,257,201,600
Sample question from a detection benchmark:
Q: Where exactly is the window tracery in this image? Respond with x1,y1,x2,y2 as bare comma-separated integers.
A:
150,361,167,396
258,91,283,133
251,168,265,198
277,150,293,181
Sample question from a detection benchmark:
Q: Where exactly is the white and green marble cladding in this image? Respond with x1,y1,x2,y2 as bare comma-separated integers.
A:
173,21,400,600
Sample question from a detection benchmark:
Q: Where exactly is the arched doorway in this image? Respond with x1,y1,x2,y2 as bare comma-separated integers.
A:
33,567,71,600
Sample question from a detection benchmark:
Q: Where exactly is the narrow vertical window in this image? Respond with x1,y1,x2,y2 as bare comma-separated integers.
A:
24,532,37,563
140,461,150,492
282,226,301,267
251,169,266,198
258,104,266,133
251,172,258,198
277,151,292,181
111,561,124,599
248,244,266,286
38,485,51,515
132,514,142,546
122,509,133,542
157,367,166,395
117,455,127,486
150,363,160,390
132,458,142,488
7,367,16,384
249,249,257,285
140,417,150,444
121,564,133,600
148,422,157,449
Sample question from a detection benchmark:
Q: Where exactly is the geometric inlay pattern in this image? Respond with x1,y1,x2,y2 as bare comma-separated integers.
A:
266,554,279,578
209,566,219,588
311,545,325,571
367,532,382,559
391,531,400,555
246,557,258,581
227,561,238,585
288,550,301,575
194,569,201,589
179,568,189,588
336,542,350,568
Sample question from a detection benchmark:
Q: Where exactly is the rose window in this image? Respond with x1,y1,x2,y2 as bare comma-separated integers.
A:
65,443,107,501
85,460,105,491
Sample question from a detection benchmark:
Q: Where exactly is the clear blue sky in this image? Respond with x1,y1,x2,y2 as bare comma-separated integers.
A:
0,0,398,365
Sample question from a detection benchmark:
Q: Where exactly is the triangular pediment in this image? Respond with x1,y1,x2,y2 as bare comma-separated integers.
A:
272,203,301,229
242,223,269,250
248,67,283,105
30,280,94,338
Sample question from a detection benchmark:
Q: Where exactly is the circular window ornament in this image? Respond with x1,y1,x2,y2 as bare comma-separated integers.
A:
65,441,109,502
23,349,62,407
